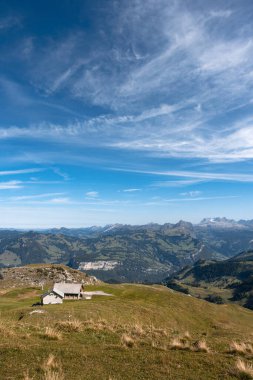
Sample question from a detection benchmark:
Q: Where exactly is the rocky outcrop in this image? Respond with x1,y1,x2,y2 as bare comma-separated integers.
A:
0,264,99,288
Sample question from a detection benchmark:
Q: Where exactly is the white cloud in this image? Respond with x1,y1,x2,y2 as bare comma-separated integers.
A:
49,197,70,204
115,168,253,183
52,167,70,181
180,191,202,197
209,10,233,19
153,179,205,187
0,168,43,176
122,188,141,192
1,1,253,174
85,191,99,198
11,193,65,201
145,195,239,205
0,181,23,189
198,40,252,73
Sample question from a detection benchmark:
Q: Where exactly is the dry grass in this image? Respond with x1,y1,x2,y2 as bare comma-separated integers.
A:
41,354,65,380
121,333,135,348
56,319,83,332
151,340,167,351
236,358,253,379
230,341,253,356
170,337,190,350
192,339,210,353
183,330,191,340
170,334,210,353
83,318,113,332
130,323,145,337
169,331,193,351
23,355,64,380
42,327,62,341
23,370,33,380
0,319,14,338
152,327,168,337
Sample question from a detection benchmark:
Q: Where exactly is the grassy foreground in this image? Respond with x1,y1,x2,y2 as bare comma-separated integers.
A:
1,283,253,379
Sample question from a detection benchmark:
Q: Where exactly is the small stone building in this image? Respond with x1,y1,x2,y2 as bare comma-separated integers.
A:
41,289,64,305
53,283,82,299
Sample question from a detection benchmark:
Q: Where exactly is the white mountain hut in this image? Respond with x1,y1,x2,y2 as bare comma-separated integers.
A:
41,288,64,305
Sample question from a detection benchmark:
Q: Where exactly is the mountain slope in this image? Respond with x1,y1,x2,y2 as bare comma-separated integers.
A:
164,250,253,309
71,228,223,282
0,232,89,267
0,228,222,283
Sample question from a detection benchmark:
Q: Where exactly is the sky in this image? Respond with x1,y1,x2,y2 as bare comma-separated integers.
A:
1,0,253,228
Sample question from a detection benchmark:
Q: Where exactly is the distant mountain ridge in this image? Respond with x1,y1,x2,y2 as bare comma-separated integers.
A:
42,217,253,235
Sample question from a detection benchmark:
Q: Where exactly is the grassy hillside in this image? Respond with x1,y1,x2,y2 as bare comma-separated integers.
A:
1,281,253,379
164,251,253,309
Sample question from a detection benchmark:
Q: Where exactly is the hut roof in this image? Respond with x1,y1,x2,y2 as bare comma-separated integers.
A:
41,288,64,298
53,283,82,295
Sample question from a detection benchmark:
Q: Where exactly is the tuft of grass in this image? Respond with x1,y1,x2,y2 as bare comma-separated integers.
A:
183,330,191,340
131,323,145,337
42,327,62,341
56,319,83,332
236,358,253,379
192,339,210,353
121,333,135,348
170,337,190,350
230,341,253,356
41,354,65,380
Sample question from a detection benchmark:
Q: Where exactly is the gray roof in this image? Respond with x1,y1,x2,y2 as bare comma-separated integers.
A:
41,289,64,298
53,283,82,295
53,288,64,298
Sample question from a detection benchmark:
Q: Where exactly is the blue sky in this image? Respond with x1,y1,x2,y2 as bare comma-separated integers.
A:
1,0,253,227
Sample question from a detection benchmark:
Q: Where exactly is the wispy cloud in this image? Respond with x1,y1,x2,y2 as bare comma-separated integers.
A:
85,191,99,198
122,188,141,192
180,191,202,197
0,180,23,189
11,192,65,201
0,168,43,176
152,179,206,187
52,167,70,181
0,16,21,31
48,197,70,204
145,195,239,205
115,168,253,183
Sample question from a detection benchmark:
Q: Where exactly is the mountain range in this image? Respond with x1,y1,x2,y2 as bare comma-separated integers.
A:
1,217,253,283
